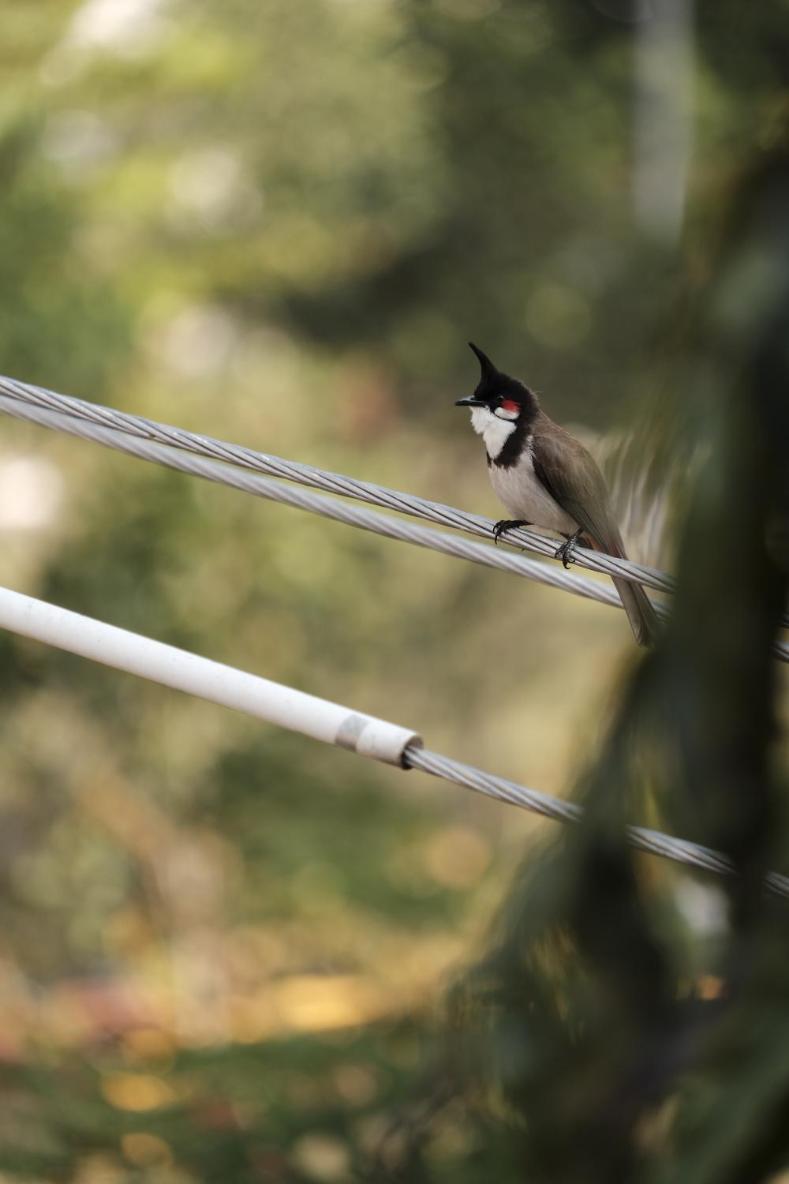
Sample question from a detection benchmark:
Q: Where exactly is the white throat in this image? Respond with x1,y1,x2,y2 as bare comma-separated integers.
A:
469,405,517,460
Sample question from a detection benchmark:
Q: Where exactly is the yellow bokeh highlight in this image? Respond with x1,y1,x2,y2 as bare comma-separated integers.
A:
291,1133,350,1183
229,973,390,1044
121,1132,173,1168
102,1073,177,1112
423,825,491,889
122,1025,177,1064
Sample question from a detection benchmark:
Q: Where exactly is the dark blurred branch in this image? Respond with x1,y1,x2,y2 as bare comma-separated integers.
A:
436,130,789,1184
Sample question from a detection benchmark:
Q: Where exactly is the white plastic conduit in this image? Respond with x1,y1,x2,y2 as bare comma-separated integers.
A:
0,586,421,767
2,584,788,899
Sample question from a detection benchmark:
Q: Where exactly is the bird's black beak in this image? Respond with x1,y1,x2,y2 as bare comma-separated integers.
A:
455,396,485,407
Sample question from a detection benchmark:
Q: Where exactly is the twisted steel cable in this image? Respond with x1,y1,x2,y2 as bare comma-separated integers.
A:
0,376,785,897
0,578,786,899
404,747,789,899
0,393,633,614
0,372,673,592
0,375,786,656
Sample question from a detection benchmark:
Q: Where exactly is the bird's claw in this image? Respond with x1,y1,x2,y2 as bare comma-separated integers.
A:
492,519,528,545
554,531,582,568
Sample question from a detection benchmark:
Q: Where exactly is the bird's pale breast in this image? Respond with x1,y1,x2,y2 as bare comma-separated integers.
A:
489,441,578,535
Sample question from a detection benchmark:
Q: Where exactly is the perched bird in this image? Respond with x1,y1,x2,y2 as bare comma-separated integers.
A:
455,342,659,646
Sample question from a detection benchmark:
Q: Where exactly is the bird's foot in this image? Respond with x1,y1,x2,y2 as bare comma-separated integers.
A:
554,529,583,568
492,519,529,545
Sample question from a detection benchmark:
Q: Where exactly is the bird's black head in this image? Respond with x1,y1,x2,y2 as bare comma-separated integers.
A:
455,342,538,422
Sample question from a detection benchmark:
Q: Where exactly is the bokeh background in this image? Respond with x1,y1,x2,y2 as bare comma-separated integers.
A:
0,1,787,1181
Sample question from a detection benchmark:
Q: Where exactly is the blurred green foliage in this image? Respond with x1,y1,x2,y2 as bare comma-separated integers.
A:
0,0,787,1181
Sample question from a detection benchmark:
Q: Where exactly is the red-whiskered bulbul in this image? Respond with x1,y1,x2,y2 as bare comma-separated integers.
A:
455,342,659,647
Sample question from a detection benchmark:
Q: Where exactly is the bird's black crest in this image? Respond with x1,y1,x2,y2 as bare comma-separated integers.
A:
468,341,500,382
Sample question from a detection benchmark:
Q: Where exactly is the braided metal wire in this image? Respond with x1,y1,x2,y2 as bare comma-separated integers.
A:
0,372,673,591
1,379,787,657
0,393,637,616
405,747,789,899
0,372,785,891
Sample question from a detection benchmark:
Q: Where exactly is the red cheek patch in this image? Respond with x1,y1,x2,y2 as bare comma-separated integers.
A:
501,399,520,414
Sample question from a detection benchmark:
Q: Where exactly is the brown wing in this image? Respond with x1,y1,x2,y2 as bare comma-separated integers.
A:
531,416,624,554
532,416,660,646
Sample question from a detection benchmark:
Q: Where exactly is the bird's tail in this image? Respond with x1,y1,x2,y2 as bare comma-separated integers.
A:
612,575,660,648
587,532,660,647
